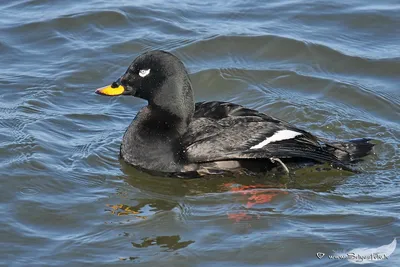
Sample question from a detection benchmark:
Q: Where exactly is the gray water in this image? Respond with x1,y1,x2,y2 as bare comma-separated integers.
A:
1,0,399,266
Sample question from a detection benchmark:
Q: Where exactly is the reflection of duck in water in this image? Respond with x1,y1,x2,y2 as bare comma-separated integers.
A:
96,50,374,177
118,164,345,227
131,235,194,251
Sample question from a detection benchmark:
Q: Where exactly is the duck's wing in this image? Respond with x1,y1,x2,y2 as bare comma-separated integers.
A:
193,101,281,122
182,101,342,165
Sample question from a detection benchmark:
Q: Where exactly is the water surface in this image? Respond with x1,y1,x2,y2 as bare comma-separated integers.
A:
1,0,399,266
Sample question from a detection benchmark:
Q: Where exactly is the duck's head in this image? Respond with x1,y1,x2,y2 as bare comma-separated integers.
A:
95,50,195,124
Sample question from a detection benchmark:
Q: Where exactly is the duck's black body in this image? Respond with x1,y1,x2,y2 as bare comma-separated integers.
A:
96,50,374,177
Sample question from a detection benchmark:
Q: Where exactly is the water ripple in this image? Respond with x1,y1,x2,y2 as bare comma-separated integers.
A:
1,1,399,266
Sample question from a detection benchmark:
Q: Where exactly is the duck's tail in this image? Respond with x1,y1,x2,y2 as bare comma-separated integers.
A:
326,138,375,163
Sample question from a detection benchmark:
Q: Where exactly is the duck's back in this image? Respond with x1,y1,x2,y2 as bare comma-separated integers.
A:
181,101,371,175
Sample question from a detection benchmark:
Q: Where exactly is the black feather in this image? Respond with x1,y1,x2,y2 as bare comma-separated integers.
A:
106,50,375,176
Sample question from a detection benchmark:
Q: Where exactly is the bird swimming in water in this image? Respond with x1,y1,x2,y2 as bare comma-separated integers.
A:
95,50,374,177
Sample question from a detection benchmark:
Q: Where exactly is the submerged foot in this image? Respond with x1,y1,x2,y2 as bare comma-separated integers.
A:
270,157,290,174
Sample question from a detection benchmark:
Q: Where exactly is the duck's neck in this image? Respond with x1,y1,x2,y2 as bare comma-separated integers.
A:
140,105,190,135
148,76,195,135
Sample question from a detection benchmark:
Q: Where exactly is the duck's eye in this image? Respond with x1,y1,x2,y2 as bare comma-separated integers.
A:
139,69,151,77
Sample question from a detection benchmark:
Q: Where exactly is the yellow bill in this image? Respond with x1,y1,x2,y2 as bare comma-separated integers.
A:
95,83,124,96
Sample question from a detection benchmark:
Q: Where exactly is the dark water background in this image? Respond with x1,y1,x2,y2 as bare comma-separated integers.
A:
1,0,399,266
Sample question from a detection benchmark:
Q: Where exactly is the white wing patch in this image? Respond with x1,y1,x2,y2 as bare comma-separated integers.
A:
139,69,150,77
250,130,302,149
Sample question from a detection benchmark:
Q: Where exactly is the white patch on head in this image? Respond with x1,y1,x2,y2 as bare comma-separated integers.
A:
139,69,150,77
250,130,302,149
